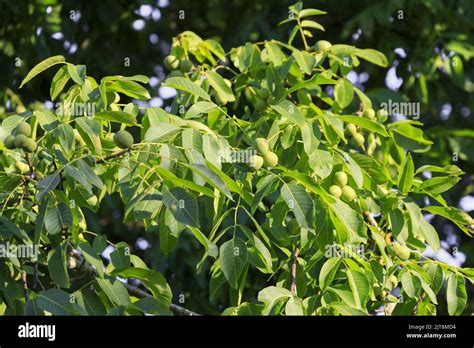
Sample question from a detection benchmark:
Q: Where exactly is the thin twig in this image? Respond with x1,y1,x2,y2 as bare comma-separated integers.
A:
21,271,29,301
95,149,129,165
290,247,300,296
33,263,45,291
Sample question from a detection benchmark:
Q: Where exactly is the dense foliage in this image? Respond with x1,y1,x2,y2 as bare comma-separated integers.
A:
1,2,473,316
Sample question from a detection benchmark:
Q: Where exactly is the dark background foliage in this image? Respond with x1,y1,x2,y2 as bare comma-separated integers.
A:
0,0,473,314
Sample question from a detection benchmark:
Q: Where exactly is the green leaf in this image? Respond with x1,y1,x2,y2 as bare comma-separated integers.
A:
50,65,70,100
67,63,86,85
110,242,131,271
339,115,388,136
35,110,60,132
36,173,61,202
188,226,218,258
202,39,227,62
292,50,315,75
75,117,102,154
285,296,304,315
109,79,151,100
298,8,327,17
78,242,104,277
96,277,131,306
162,187,200,228
128,297,172,316
398,153,415,193
309,147,333,179
271,100,305,126
388,208,408,242
258,286,292,313
206,70,235,104
159,208,182,255
116,268,172,305
330,200,365,239
353,48,388,67
47,244,70,288
188,163,233,200
390,122,433,152
334,78,354,109
144,123,181,143
319,258,341,291
20,55,66,88
56,124,74,155
75,288,106,315
219,237,248,289
36,289,80,315
44,203,72,235
401,271,421,298
163,77,210,100
418,175,460,195
78,159,104,189
446,273,467,316
347,270,370,309
94,111,136,125
331,303,368,316
264,41,284,66
418,218,440,252
300,20,325,31
185,101,218,119
281,182,314,230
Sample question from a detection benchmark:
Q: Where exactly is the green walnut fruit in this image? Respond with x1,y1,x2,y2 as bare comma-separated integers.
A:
387,242,410,260
259,88,270,100
113,130,134,149
14,122,32,137
315,40,332,51
14,161,29,174
334,171,348,187
346,123,357,134
262,151,278,167
341,185,356,202
353,133,365,147
168,70,184,78
329,185,342,198
255,138,269,154
3,135,15,149
377,108,389,121
179,59,193,73
255,98,267,112
249,155,264,170
363,108,376,119
164,55,180,70
13,134,28,149
24,138,37,153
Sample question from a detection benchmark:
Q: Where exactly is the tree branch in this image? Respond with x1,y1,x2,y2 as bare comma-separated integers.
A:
290,247,300,296
95,149,129,165
21,271,29,302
